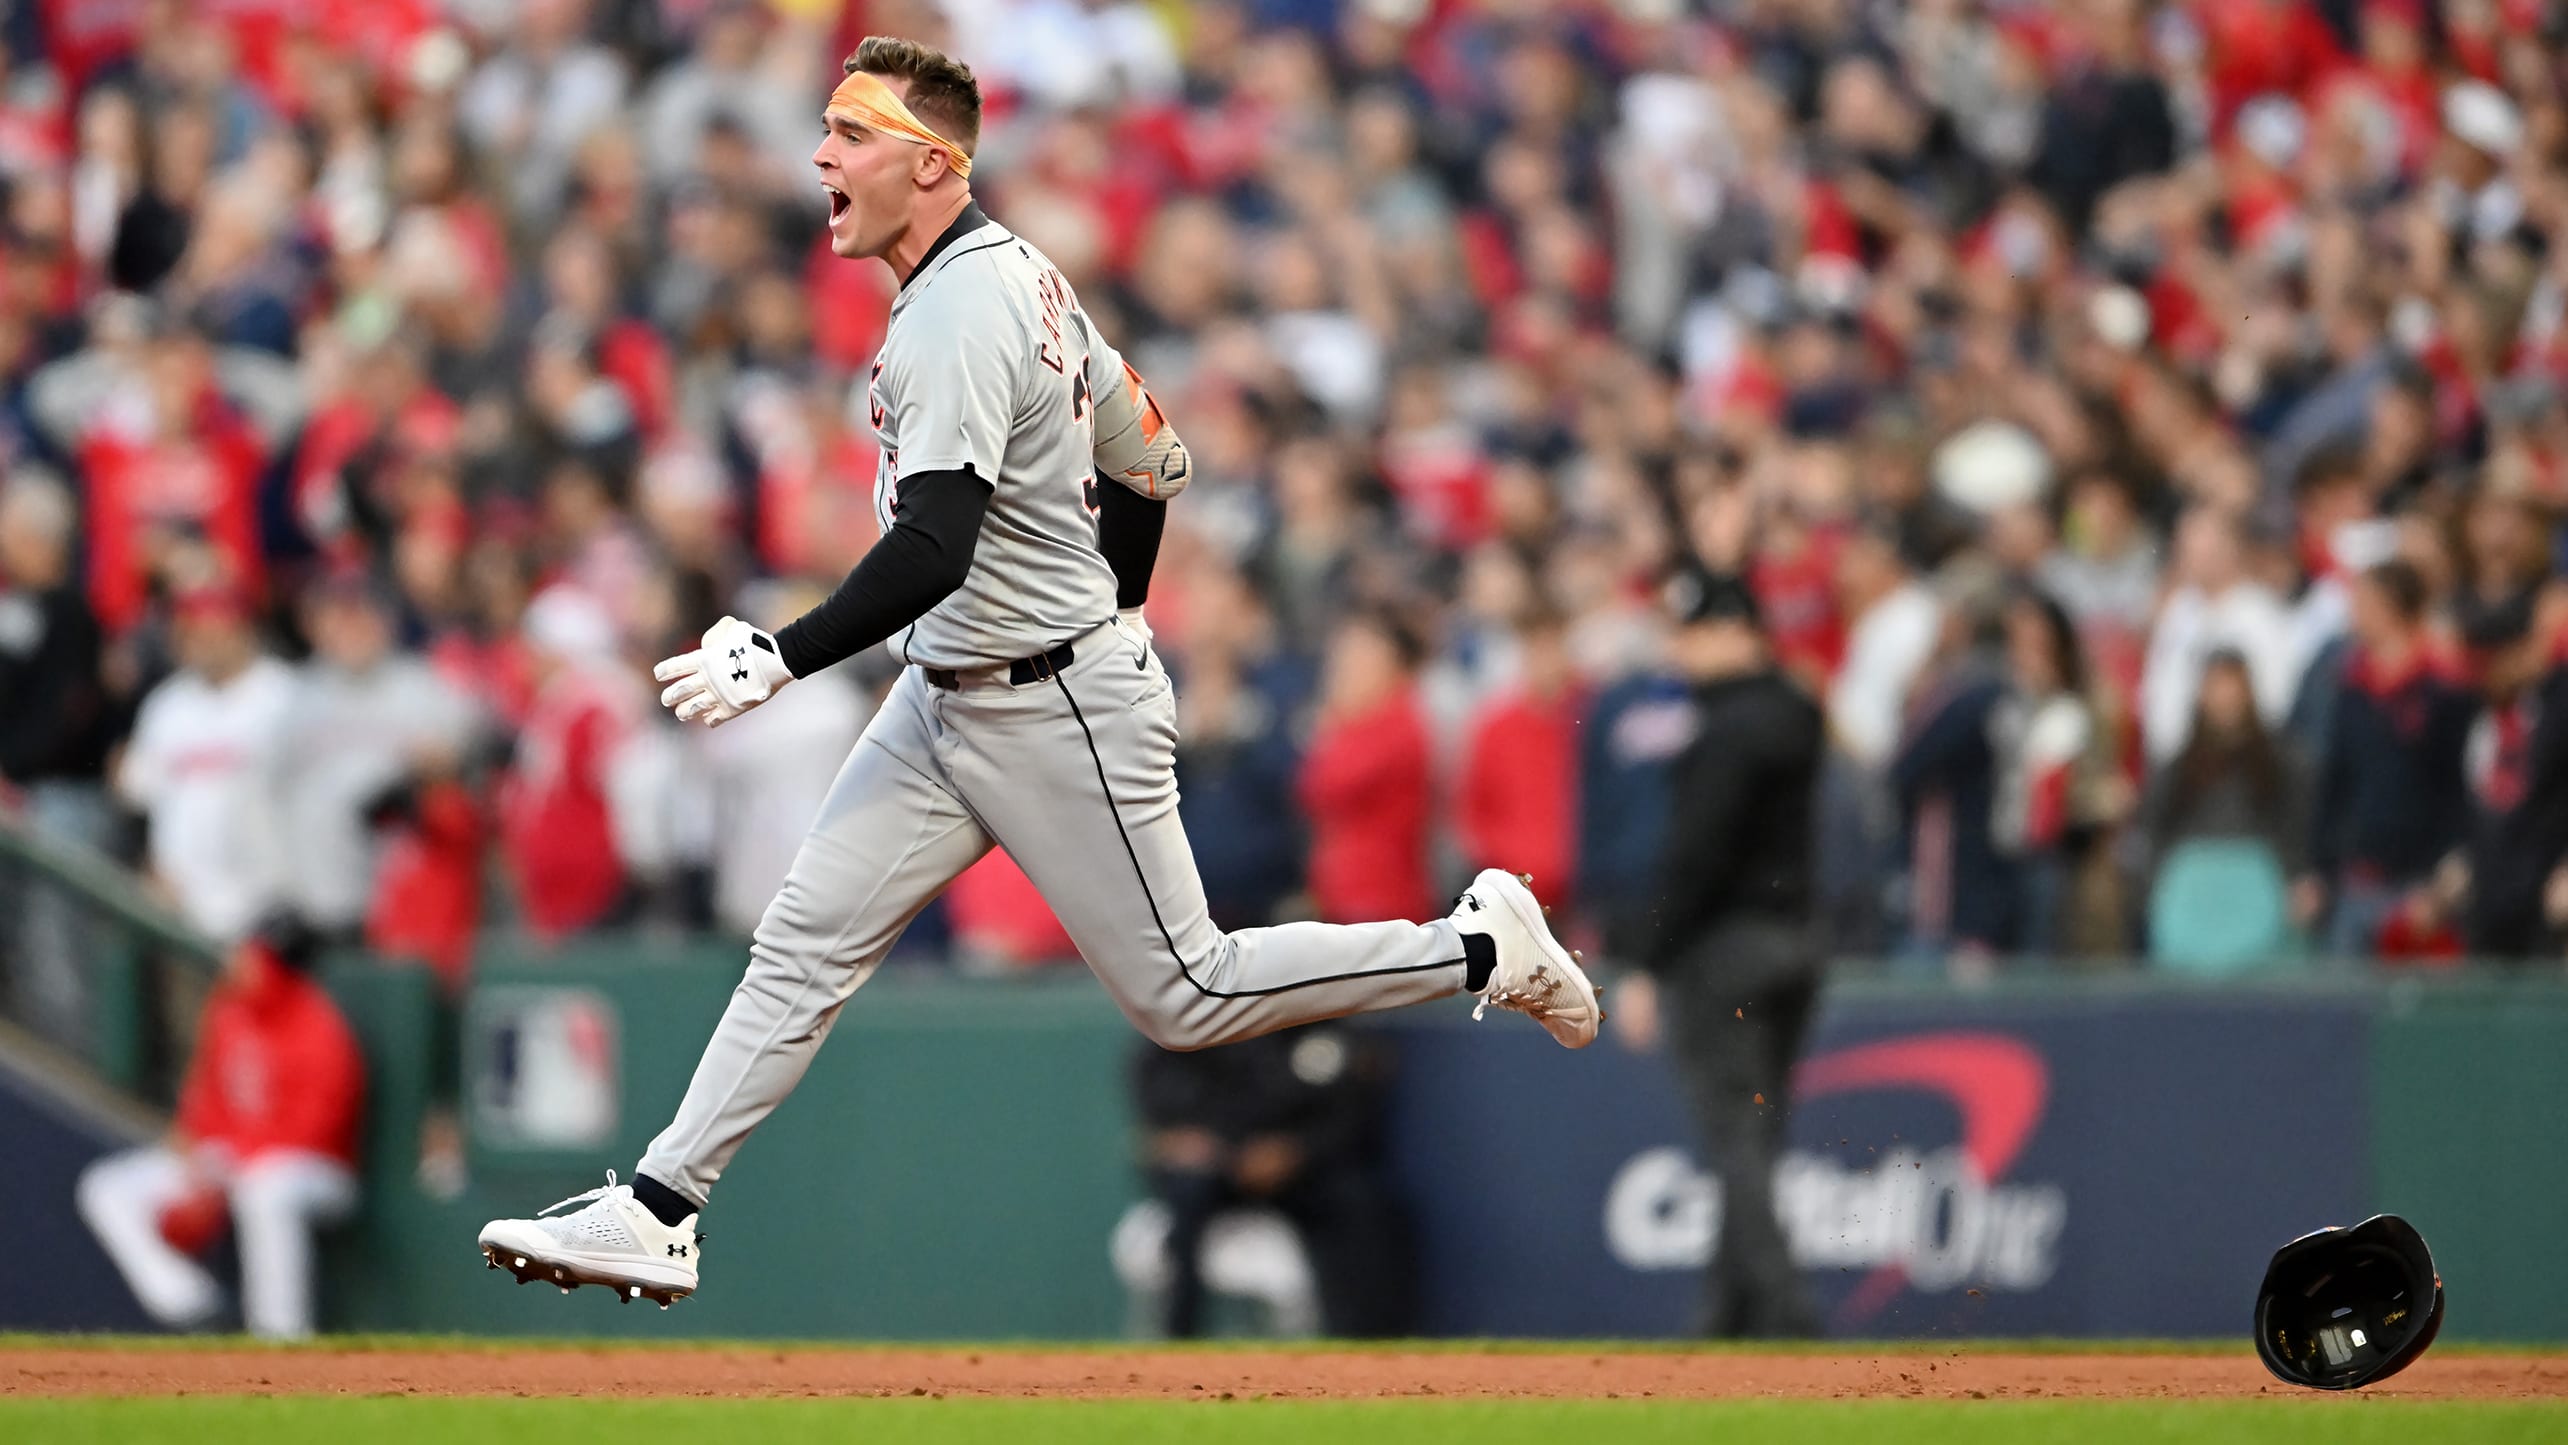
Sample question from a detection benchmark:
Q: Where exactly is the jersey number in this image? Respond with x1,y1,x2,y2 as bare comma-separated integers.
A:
1071,358,1098,517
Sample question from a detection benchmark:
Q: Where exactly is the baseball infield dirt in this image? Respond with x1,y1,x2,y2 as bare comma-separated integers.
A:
4,1346,2564,1401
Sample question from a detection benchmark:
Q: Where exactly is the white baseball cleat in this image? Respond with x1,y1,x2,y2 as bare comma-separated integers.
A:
1451,867,1601,1048
478,1170,700,1308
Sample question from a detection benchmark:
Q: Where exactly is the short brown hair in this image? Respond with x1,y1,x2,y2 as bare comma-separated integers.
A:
845,37,982,157
2361,558,2430,624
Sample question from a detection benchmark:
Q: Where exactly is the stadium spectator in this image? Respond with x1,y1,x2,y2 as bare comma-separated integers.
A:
0,0,2557,978
1298,613,1435,925
1893,572,2015,963
0,467,112,819
2459,589,2568,957
2039,470,2159,639
496,586,640,939
1576,639,1692,964
75,914,365,1340
946,850,1079,969
1456,608,1581,906
1131,1022,1412,1338
112,581,293,941
2306,561,2481,957
1989,589,2108,958
1828,522,1941,773
362,749,490,995
69,317,271,637
1173,617,1310,933
2139,649,2313,915
0,465,117,1041
456,0,631,228
638,2,815,195
2141,510,2302,766
278,570,479,942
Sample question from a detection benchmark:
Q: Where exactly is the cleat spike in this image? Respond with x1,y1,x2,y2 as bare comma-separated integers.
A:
1518,872,1532,885
515,1257,528,1269
559,1285,574,1295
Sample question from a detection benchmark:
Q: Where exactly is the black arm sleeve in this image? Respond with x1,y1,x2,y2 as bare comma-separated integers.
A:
774,467,992,678
1096,473,1166,610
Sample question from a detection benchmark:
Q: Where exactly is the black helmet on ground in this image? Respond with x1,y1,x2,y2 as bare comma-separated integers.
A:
2254,1214,2444,1391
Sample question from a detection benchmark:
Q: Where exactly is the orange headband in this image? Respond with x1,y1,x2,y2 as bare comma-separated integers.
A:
826,70,973,180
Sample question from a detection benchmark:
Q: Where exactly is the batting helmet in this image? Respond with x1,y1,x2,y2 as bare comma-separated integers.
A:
2253,1214,2445,1391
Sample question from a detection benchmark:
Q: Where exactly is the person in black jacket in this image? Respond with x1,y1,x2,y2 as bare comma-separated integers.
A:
1130,1022,1411,1338
0,469,122,1042
1616,562,1824,1338
1893,578,2015,961
2023,4,2177,236
2462,591,2568,958
2304,561,2480,958
0,470,114,800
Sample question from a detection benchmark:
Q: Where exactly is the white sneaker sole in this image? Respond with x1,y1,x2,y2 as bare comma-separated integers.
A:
478,1222,696,1307
1480,870,1600,1049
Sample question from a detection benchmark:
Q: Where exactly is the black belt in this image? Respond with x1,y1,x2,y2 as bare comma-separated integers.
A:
924,640,1076,691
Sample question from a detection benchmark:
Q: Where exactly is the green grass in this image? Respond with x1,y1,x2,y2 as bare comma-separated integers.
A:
4,1399,2564,1445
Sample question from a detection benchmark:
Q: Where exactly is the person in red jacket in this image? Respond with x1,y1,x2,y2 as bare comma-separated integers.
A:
1298,614,1436,924
364,762,487,996
497,586,638,938
1458,610,1583,911
78,327,270,634
75,915,366,1339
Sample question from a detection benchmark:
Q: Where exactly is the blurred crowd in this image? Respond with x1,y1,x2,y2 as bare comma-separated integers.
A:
4,0,2568,992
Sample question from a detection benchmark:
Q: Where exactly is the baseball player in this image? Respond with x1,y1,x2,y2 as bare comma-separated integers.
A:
478,37,1596,1308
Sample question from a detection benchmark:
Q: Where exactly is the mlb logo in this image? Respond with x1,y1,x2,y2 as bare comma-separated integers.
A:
468,987,621,1150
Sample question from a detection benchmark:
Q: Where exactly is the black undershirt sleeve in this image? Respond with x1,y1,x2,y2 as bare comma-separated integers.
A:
1095,474,1166,610
773,466,992,678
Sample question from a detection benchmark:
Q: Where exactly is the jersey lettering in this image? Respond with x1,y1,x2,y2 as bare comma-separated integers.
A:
1034,264,1071,375
1071,358,1096,515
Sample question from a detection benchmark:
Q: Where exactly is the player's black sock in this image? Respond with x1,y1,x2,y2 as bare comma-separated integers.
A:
1460,933,1496,993
632,1173,701,1227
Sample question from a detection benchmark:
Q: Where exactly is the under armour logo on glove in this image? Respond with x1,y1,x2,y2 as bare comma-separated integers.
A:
656,616,796,729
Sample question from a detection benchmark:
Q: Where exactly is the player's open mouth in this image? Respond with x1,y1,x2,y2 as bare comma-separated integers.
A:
825,185,850,224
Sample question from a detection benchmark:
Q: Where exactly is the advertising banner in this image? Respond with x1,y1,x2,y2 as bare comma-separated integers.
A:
1381,989,2371,1338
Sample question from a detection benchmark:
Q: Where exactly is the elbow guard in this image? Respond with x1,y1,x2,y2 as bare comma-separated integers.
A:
1091,361,1193,500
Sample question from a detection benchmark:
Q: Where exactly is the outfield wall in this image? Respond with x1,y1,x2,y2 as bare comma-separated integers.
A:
15,945,2568,1339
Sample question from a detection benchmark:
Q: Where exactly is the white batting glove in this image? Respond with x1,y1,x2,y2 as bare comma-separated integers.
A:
654,615,795,728
1118,606,1152,643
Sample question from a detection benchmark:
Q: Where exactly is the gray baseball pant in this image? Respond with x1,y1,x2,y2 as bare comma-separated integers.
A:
639,618,1468,1204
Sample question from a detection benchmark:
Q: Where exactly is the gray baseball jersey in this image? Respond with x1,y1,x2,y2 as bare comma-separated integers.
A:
635,206,1476,1208
869,215,1134,670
